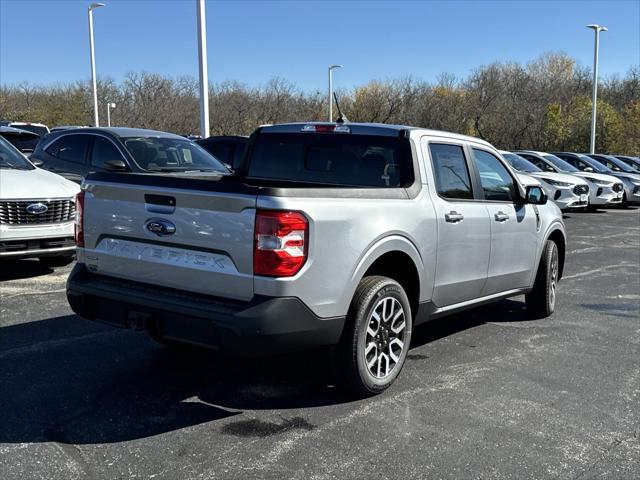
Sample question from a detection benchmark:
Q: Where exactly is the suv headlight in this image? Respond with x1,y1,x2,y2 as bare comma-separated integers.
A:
542,178,572,187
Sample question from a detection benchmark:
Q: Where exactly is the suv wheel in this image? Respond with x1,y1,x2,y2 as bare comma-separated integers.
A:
333,276,412,396
525,240,558,319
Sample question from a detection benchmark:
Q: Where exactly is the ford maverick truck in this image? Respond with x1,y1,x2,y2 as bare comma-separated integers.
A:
67,123,566,395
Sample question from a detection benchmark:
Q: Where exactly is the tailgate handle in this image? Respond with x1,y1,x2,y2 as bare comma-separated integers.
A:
145,194,176,214
145,194,176,206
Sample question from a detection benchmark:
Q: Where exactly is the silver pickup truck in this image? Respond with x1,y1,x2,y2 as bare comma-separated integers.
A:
67,122,566,396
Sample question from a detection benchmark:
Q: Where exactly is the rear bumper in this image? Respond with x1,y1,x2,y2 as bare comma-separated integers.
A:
66,264,345,356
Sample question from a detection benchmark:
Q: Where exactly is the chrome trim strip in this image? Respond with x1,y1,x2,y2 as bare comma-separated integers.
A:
0,245,76,256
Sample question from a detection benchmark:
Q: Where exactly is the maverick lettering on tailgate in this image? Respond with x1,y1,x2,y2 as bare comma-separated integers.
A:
98,238,235,272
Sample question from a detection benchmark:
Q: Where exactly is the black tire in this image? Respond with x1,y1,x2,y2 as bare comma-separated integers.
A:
332,276,413,397
525,240,559,319
39,255,74,268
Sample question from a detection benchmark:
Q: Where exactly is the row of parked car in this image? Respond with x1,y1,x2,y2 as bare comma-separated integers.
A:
1,120,639,269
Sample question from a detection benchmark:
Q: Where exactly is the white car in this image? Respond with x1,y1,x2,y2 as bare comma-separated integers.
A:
0,136,79,266
0,121,50,137
500,151,589,210
514,151,623,207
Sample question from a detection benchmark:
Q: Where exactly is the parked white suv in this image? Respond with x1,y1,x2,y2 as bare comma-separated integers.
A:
500,151,589,210
0,136,79,266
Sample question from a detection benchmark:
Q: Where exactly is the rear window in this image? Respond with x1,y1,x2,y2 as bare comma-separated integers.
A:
247,133,414,187
1,133,39,152
10,124,48,137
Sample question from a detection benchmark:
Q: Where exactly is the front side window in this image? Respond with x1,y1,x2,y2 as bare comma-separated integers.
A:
428,143,473,199
502,153,542,173
542,154,579,172
520,154,554,171
577,154,611,173
473,149,517,202
91,136,125,168
46,135,90,164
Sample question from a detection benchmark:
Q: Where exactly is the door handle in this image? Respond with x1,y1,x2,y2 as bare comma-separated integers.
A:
445,211,464,223
494,211,510,222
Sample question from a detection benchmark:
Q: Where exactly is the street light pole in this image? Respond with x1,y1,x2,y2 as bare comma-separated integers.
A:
88,3,105,127
587,24,607,154
196,0,210,138
106,102,116,127
328,65,343,122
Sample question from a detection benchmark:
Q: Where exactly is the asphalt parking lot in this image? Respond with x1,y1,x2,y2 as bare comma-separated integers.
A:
1,208,638,480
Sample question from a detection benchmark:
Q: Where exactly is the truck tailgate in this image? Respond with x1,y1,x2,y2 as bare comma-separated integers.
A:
81,175,258,301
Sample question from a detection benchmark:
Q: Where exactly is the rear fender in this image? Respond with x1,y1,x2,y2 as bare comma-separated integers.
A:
341,235,425,313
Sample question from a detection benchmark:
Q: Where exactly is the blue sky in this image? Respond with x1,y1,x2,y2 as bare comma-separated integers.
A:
1,0,638,91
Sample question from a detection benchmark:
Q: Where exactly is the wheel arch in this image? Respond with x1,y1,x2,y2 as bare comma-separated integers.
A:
349,236,424,318
546,228,566,280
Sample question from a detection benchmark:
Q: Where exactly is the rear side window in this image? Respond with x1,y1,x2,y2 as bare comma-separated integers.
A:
473,149,517,202
91,136,124,168
247,133,414,187
46,135,90,164
428,143,473,199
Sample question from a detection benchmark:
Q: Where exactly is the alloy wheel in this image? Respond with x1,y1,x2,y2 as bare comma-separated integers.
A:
364,296,407,379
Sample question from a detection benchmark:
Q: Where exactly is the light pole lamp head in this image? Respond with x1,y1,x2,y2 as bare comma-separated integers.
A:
89,3,105,11
586,24,608,32
329,64,343,71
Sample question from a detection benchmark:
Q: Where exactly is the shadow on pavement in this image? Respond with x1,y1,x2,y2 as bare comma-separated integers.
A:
0,259,57,281
0,298,534,445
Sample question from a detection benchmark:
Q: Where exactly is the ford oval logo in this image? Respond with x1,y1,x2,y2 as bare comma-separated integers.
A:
26,203,48,215
145,218,176,236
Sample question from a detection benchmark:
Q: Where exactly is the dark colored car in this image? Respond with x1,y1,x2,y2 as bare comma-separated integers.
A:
30,127,230,183
197,135,249,170
0,126,41,154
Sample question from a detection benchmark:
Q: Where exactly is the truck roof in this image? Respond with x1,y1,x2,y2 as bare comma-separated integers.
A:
259,122,493,147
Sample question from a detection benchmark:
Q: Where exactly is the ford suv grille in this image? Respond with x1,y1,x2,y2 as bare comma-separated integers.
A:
0,199,75,225
573,185,589,195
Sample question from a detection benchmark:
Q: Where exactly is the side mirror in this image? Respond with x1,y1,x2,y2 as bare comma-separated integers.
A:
546,166,555,172
103,159,130,172
613,166,621,171
525,185,547,205
30,158,44,167
584,167,594,172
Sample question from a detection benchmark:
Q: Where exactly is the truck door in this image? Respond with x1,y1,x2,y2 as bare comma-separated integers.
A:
470,148,538,295
421,139,491,307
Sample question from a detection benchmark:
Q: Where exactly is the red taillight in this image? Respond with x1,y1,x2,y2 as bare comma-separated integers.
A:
254,210,308,277
74,191,85,247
